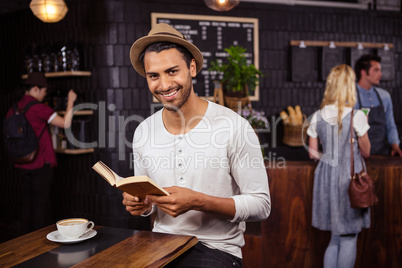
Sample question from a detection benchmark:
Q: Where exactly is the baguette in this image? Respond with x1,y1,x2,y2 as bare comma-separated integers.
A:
280,111,290,124
287,106,297,125
295,105,303,124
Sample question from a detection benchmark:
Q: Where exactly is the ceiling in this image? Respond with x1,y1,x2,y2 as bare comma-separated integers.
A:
0,0,399,15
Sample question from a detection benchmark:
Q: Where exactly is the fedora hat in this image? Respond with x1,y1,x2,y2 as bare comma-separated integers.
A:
130,23,204,77
25,72,47,88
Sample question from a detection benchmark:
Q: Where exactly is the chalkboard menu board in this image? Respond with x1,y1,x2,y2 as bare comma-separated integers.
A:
151,13,259,101
378,49,395,81
291,47,317,82
321,47,343,80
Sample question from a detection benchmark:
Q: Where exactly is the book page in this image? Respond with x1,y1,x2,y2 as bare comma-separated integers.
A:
93,161,169,199
92,161,123,185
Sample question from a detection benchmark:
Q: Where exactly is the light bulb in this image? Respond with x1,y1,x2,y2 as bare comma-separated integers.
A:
29,0,68,23
204,0,240,12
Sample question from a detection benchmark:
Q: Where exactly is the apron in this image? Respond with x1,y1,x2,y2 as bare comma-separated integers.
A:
357,88,389,155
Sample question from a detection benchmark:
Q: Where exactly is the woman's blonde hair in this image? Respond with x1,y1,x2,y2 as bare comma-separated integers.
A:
320,64,356,133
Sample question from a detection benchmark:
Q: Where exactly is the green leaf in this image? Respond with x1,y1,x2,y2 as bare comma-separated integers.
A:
208,45,263,94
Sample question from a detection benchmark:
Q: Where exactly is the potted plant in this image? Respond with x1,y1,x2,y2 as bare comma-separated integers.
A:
239,104,268,157
209,45,262,110
239,104,269,130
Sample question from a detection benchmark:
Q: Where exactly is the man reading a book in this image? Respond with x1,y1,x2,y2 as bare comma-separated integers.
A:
123,23,271,267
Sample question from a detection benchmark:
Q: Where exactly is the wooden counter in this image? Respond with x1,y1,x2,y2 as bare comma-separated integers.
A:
242,156,402,268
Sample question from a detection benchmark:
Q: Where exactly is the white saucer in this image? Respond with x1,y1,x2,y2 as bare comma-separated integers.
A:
46,230,97,244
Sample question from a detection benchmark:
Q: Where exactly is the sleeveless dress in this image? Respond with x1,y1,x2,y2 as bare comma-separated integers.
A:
312,111,370,235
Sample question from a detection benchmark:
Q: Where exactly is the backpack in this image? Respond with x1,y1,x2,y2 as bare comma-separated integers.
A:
3,101,46,163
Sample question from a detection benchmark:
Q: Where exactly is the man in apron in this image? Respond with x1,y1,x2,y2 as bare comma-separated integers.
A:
354,54,401,156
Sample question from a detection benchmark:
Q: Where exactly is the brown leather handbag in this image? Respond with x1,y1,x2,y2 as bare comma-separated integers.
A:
347,110,379,209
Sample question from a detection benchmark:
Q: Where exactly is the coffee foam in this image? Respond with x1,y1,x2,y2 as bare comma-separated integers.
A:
58,219,87,226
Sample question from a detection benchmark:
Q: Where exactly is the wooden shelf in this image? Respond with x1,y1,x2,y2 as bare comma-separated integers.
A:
290,40,394,49
55,148,94,154
21,71,91,79
57,110,94,116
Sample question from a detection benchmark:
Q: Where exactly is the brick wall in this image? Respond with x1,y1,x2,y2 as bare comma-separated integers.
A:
1,0,401,240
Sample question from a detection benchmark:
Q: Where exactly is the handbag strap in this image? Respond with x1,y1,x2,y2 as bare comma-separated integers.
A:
350,110,355,179
350,109,367,179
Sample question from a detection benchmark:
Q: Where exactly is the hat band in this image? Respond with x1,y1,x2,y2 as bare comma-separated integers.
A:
152,32,188,41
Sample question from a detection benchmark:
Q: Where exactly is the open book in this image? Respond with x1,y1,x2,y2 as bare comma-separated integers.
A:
92,161,169,199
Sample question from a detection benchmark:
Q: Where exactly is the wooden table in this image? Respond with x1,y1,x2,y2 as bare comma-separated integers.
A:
0,225,198,267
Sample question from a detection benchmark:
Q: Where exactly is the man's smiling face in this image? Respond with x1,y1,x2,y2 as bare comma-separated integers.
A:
144,48,196,111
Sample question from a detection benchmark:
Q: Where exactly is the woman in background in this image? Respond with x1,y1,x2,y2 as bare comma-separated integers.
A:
307,64,371,268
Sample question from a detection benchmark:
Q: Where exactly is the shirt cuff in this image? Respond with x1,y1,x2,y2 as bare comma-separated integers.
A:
141,204,156,217
47,112,57,124
230,196,242,222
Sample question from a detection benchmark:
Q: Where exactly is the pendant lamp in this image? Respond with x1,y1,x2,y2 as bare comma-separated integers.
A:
204,0,240,11
29,0,68,23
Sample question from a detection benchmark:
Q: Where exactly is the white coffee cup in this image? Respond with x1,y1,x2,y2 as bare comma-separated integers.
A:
56,218,95,239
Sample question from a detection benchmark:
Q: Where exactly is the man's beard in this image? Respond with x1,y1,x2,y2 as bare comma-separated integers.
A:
163,86,190,112
159,75,193,112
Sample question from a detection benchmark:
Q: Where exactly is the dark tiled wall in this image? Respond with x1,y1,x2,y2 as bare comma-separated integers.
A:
1,0,401,240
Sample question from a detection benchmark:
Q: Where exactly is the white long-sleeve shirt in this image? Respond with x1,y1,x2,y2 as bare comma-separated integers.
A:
132,101,271,258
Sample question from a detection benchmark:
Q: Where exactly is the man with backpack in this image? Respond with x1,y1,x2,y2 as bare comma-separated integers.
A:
4,72,77,234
